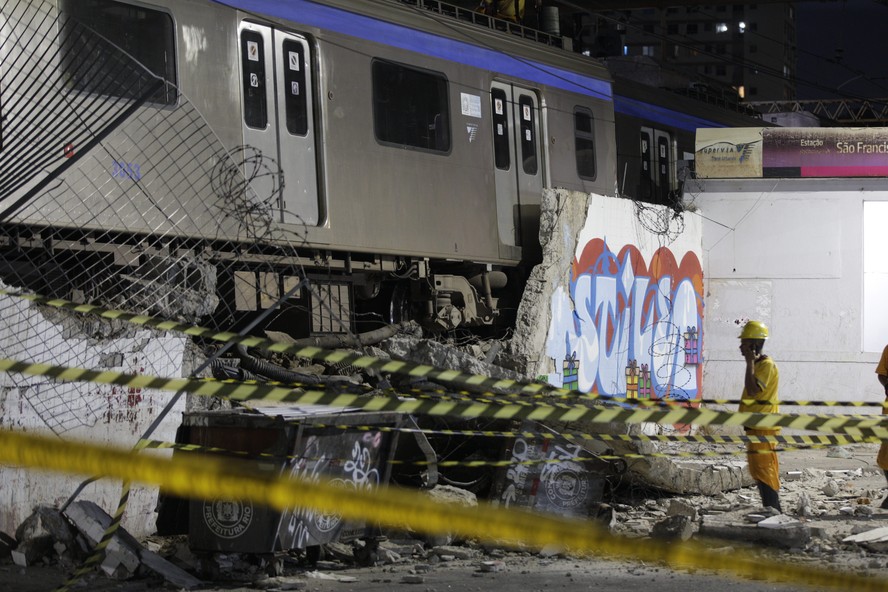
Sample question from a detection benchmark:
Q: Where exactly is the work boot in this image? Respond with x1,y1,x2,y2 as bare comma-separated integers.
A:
882,471,888,509
756,481,782,513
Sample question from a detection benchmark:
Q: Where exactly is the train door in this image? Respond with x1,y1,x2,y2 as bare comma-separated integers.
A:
639,126,674,204
238,22,320,226
490,82,542,255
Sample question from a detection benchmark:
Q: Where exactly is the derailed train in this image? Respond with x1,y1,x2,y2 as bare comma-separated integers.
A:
0,0,763,337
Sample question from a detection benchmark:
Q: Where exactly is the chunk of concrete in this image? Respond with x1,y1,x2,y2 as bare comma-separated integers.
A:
843,527,888,553
13,506,80,566
64,500,202,589
652,515,695,541
63,501,141,576
700,512,811,549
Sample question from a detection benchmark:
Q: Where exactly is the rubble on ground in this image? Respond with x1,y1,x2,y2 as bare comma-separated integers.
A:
4,326,888,587
2,455,886,588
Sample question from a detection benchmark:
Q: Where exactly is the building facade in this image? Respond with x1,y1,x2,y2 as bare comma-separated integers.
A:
589,4,796,101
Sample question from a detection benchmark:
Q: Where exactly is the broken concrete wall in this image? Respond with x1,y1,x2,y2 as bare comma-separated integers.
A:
0,288,189,538
506,191,749,495
512,189,704,401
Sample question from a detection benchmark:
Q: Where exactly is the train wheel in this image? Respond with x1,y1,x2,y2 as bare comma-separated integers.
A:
388,281,412,324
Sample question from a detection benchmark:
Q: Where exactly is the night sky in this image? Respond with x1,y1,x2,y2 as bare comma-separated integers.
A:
795,0,887,100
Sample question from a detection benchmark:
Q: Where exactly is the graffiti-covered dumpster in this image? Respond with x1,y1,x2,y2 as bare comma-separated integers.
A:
158,406,402,554
490,421,626,518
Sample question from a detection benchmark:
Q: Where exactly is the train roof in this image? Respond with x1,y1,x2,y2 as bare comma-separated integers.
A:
611,76,771,133
210,0,614,101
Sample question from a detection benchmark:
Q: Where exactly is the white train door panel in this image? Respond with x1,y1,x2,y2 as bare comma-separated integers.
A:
491,82,542,252
238,22,320,226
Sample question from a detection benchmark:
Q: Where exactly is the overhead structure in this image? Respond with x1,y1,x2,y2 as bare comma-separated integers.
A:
746,98,888,126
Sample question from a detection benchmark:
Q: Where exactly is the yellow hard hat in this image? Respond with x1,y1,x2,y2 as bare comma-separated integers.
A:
739,320,769,340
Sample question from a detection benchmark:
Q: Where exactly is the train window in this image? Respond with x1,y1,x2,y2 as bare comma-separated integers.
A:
281,40,307,136
372,60,450,153
59,0,177,106
518,95,537,175
574,108,596,180
640,130,652,176
240,30,268,129
657,134,671,188
491,88,510,170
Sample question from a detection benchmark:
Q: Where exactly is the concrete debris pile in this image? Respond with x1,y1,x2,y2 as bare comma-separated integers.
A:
6,501,201,588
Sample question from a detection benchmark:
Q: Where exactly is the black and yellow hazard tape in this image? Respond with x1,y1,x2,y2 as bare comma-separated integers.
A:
400,387,886,419
1,427,884,592
0,289,568,397
136,436,861,469
1,357,887,436
300,421,884,446
4,289,886,414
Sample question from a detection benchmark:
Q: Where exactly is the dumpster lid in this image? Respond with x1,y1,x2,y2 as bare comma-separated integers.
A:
244,403,360,419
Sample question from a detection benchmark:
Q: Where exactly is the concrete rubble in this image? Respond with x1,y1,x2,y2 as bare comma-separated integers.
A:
2,449,886,588
9,501,202,588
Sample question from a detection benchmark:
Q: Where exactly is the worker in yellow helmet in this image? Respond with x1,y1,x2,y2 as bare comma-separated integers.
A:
738,320,781,512
876,343,888,509
477,0,526,23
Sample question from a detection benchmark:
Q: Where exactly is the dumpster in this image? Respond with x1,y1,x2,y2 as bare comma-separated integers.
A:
490,420,626,518
162,406,403,554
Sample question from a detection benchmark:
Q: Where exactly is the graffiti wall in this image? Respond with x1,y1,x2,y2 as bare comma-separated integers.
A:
541,195,704,400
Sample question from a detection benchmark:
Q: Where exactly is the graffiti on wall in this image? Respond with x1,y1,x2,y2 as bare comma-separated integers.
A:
545,238,703,400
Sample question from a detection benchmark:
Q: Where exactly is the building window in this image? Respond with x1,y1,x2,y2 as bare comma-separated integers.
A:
667,24,678,35
864,201,888,351
716,65,726,76
750,44,758,53
717,43,727,54
372,59,450,153
687,23,698,34
642,45,655,56
574,108,596,180
704,22,712,32
59,0,177,106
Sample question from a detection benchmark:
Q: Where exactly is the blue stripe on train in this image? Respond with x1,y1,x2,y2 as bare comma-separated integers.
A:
211,0,612,100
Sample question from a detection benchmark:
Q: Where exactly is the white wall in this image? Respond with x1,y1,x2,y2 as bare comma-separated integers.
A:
0,288,188,537
695,177,888,408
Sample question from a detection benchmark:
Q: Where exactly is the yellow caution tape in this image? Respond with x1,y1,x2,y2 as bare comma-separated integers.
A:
1,357,886,435
1,428,884,592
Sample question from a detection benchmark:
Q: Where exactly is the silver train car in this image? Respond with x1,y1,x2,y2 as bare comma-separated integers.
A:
1,0,617,336
0,0,760,338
